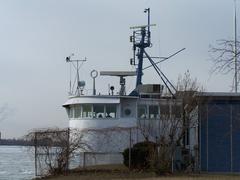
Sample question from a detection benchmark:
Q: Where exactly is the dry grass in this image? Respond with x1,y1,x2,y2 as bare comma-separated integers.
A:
39,164,240,180
46,174,240,180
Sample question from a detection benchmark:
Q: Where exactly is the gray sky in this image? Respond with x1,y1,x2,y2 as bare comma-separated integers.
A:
0,0,237,138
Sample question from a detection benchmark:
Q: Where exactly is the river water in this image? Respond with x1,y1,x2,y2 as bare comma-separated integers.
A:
0,146,35,180
0,146,123,180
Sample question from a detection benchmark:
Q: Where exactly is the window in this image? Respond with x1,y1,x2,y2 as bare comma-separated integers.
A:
93,104,104,118
124,108,131,116
82,104,92,118
68,104,118,119
105,105,117,118
172,105,182,118
160,104,170,117
138,105,147,119
74,105,81,118
149,105,159,119
69,107,74,118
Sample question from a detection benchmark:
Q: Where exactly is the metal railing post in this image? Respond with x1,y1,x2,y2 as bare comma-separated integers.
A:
129,128,132,170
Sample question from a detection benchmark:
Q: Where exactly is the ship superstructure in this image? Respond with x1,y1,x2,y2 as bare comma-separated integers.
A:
63,8,183,147
61,8,240,174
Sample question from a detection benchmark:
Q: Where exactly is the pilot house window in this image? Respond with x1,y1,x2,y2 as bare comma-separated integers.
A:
138,105,147,119
69,104,117,119
82,104,92,118
74,105,81,118
149,105,159,119
69,107,74,118
137,105,160,119
93,105,105,118
106,105,117,118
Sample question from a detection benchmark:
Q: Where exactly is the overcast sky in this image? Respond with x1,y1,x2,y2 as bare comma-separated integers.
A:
0,0,238,138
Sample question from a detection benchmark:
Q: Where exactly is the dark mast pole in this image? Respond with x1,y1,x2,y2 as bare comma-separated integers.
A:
136,8,151,87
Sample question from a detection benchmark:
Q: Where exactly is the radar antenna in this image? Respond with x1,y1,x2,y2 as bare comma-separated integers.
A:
100,71,136,96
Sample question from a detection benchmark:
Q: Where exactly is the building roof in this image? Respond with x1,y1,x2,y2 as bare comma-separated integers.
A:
196,92,240,102
197,92,240,97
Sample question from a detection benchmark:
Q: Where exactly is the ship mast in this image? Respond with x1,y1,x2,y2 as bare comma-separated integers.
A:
234,0,238,92
130,8,179,96
130,8,153,87
66,54,86,96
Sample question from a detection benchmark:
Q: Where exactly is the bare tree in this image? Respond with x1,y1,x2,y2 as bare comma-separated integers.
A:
176,70,202,145
138,71,202,173
209,39,240,90
25,128,91,177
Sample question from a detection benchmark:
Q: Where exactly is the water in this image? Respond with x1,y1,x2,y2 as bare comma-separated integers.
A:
0,146,123,180
0,146,35,180
0,146,84,180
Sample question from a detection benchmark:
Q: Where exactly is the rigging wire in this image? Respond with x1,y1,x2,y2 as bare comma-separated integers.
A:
143,48,186,70
144,50,176,96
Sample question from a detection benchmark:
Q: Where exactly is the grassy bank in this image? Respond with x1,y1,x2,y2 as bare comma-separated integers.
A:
46,173,240,180
38,164,240,180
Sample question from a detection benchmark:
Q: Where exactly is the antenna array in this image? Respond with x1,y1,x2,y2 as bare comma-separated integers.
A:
129,8,185,97
66,54,87,96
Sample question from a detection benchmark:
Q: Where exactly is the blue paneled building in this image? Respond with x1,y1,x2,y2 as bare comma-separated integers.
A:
197,92,240,172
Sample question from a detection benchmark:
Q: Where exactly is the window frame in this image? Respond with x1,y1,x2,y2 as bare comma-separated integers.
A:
68,104,118,119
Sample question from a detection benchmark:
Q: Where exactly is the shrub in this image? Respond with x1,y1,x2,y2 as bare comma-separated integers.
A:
122,141,156,169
